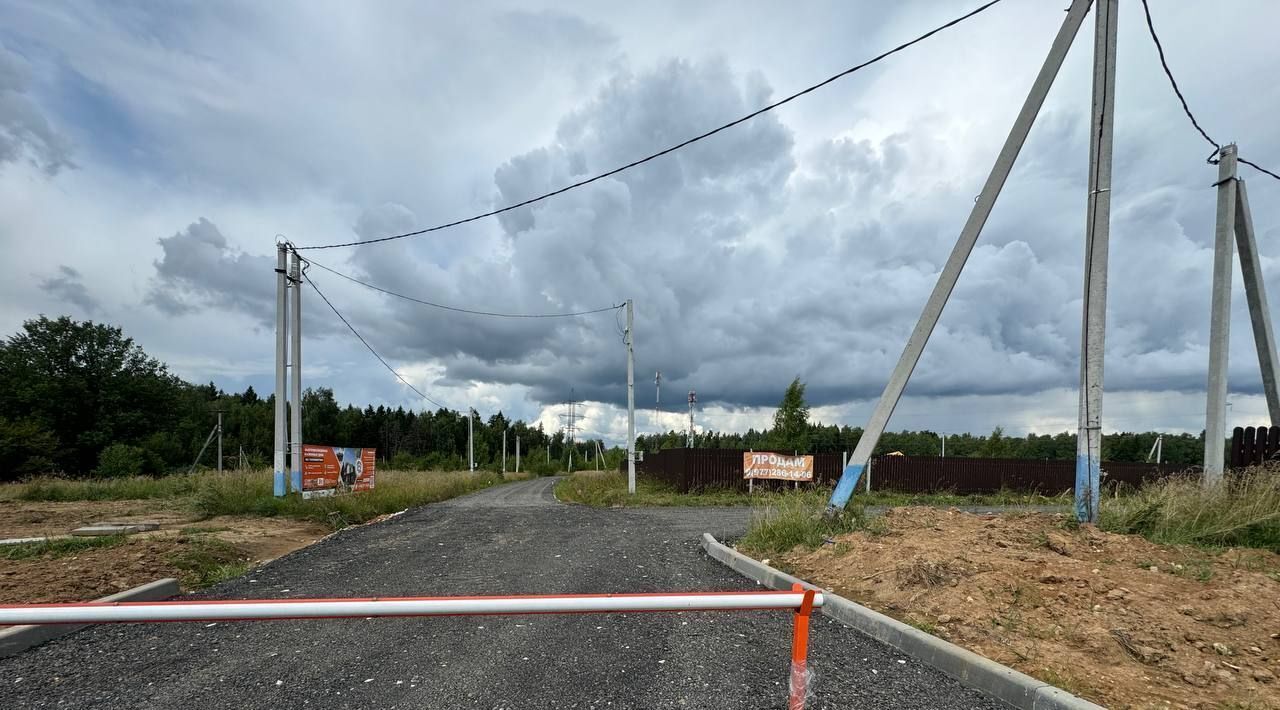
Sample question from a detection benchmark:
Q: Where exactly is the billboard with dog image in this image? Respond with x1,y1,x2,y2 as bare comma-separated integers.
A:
300,445,376,499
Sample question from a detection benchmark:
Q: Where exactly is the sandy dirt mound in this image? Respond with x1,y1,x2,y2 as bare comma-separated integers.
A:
777,507,1280,709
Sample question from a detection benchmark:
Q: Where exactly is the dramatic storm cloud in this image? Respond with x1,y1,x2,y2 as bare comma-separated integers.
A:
2,1,1279,441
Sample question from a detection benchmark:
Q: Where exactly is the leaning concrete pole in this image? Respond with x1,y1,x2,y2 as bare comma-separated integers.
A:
273,244,288,497
626,299,636,494
1075,0,1118,524
289,250,303,494
1233,178,1280,425
827,0,1093,511
1204,145,1239,483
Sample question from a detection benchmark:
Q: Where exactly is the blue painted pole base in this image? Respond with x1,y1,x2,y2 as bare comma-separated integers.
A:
1074,453,1100,523
290,470,302,495
273,470,286,497
828,464,865,510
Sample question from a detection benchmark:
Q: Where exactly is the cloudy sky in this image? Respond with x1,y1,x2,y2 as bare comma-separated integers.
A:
2,0,1279,445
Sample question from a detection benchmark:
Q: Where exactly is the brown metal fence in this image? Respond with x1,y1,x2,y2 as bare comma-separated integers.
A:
634,448,1174,494
1230,426,1280,468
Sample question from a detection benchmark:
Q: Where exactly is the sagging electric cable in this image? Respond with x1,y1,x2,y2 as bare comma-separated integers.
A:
294,0,1008,250
306,258,623,318
1140,0,1280,182
303,269,450,410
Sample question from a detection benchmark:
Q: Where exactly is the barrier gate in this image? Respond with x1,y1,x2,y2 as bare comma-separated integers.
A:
0,586,822,709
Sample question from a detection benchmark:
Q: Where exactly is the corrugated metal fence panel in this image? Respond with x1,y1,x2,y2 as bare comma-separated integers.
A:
633,448,1171,494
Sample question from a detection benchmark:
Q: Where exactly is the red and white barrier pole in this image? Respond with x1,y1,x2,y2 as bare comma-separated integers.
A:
0,589,824,708
0,590,822,625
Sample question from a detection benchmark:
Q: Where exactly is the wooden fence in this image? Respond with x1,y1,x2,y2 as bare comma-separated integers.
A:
1230,426,1280,468
633,448,1174,494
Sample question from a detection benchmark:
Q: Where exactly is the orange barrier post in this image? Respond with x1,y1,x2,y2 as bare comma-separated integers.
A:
788,583,816,710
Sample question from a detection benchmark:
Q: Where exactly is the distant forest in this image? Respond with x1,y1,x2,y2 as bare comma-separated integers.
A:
0,317,1204,480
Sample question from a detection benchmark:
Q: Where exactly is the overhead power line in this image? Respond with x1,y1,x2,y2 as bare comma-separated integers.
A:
306,258,623,318
303,271,449,410
1139,0,1280,182
295,0,1008,251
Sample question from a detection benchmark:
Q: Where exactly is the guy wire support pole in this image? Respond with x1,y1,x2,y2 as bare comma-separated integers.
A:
1075,0,1118,524
1204,145,1238,484
826,0,1093,513
216,410,223,474
626,299,636,494
1233,172,1280,425
273,243,288,497
289,249,303,495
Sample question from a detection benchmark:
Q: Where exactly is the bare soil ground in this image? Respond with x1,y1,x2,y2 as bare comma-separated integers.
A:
775,507,1280,710
0,499,328,603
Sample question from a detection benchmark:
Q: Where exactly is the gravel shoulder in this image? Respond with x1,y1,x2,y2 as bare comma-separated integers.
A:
0,478,1008,709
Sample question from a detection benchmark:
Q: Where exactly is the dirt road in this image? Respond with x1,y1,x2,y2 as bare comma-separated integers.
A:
0,478,1007,709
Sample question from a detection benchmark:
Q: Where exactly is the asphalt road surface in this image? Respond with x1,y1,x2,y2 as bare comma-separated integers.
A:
0,478,1009,709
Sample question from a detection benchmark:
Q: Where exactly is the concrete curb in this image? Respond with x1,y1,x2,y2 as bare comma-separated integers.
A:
700,534,1102,710
0,578,180,659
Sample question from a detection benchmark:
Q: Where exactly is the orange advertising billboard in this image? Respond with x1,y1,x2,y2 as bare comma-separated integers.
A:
301,445,376,499
743,452,813,481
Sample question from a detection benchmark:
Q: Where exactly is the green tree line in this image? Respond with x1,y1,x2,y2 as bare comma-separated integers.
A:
0,317,609,480
636,377,1206,465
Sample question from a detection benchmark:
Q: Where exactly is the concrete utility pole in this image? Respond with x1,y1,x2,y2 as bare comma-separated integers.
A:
826,0,1092,512
654,369,662,427
273,244,288,497
1075,0,1118,524
1204,146,1238,483
940,433,946,459
289,250,303,494
516,435,520,473
687,390,697,448
1147,434,1163,465
502,428,507,474
468,408,475,471
216,410,224,474
626,299,636,494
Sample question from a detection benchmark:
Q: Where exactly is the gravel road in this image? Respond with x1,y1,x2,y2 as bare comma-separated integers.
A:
0,478,1009,709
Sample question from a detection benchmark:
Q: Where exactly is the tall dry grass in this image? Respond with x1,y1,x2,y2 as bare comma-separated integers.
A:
1100,467,1280,550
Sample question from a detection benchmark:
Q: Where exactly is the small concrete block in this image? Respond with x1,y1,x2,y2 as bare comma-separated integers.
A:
0,578,179,658
0,537,54,546
96,521,161,531
71,523,156,536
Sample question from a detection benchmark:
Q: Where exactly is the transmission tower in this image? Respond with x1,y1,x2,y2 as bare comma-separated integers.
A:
559,391,584,471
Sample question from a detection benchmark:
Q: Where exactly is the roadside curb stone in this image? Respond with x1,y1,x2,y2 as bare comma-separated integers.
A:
0,578,180,658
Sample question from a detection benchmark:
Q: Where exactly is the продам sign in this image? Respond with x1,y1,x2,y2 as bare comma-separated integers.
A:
301,445,377,499
742,452,814,481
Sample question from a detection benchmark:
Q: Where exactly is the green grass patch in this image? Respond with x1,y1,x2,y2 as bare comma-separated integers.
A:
738,493,880,555
555,471,753,507
191,468,508,529
8,475,200,502
166,534,251,588
554,472,1071,510
0,535,127,560
858,489,1071,508
1100,468,1280,551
